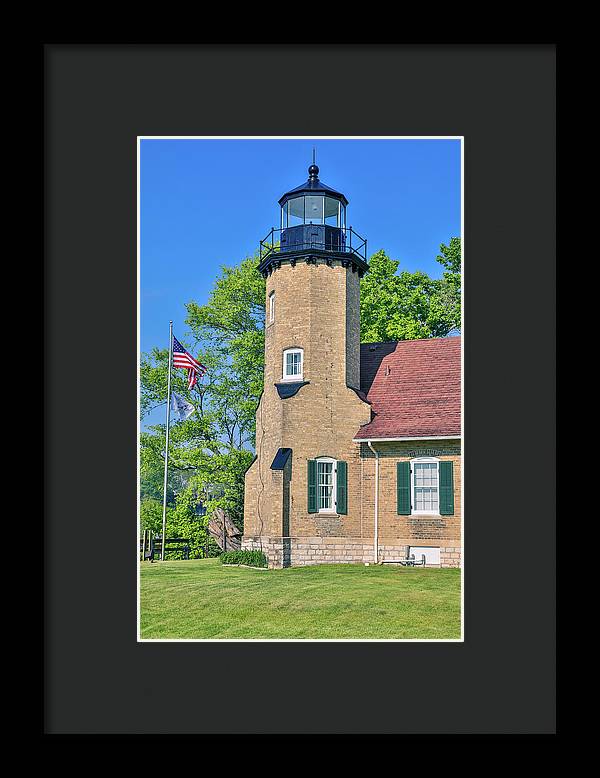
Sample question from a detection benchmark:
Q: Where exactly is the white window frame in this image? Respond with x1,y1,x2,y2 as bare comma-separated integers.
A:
282,347,303,382
269,291,275,324
410,457,440,515
316,456,337,514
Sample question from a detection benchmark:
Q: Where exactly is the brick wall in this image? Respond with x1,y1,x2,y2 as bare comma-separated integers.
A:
345,269,361,389
359,440,461,548
244,259,372,541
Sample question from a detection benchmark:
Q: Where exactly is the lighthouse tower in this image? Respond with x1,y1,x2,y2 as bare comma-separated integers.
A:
243,163,372,568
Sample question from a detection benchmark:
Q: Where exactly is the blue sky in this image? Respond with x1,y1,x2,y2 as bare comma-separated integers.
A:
140,138,461,426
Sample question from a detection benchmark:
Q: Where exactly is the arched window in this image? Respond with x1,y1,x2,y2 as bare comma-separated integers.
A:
282,347,303,381
410,457,440,514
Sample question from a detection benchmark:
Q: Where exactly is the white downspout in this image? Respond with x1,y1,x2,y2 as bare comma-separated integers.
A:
367,441,379,564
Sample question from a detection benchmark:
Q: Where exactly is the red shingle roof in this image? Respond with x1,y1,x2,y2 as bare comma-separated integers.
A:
355,336,461,440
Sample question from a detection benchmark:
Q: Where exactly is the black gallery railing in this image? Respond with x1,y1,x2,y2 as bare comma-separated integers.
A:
259,226,367,265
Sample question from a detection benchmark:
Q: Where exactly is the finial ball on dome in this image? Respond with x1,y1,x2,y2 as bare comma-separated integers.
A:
308,163,319,178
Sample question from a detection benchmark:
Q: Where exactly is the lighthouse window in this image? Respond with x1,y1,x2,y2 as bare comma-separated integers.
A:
281,195,346,230
317,457,336,512
282,195,344,228
269,291,275,323
324,197,339,226
305,195,324,224
288,197,304,227
282,348,303,381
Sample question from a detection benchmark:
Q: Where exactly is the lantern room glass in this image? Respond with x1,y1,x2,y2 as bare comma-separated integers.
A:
324,197,340,225
281,195,345,229
286,196,304,227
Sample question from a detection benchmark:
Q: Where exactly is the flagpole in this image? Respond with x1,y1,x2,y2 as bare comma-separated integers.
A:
161,320,173,561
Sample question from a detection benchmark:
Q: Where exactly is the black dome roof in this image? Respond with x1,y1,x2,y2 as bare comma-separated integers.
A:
278,164,348,207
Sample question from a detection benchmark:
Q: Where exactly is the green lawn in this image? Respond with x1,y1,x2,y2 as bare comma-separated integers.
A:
140,559,461,640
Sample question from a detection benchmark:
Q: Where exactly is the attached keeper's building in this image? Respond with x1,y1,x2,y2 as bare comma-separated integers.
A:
243,164,461,568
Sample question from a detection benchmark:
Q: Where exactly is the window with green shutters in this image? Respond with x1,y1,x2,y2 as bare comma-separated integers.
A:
401,458,455,516
307,458,347,514
438,461,455,515
336,461,347,514
397,461,411,514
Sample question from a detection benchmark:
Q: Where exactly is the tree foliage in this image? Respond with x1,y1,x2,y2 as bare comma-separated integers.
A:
360,238,461,342
432,237,461,334
140,256,263,553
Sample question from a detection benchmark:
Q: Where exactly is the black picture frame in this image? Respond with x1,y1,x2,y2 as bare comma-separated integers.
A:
44,43,556,735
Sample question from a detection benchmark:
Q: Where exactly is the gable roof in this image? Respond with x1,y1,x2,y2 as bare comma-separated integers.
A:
355,336,461,440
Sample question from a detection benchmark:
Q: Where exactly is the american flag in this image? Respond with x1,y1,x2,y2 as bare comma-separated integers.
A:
172,336,206,391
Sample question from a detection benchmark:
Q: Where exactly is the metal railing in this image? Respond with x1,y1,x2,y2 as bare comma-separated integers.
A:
259,226,367,264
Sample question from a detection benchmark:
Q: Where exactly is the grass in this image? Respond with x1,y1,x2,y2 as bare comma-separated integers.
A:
140,558,461,640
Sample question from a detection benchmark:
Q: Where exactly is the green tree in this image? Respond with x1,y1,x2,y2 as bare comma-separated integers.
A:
359,239,461,342
140,255,264,545
431,237,461,334
166,481,209,559
140,498,166,535
185,254,265,448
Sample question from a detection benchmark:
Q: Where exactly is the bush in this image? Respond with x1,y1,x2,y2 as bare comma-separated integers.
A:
220,550,268,568
140,498,167,535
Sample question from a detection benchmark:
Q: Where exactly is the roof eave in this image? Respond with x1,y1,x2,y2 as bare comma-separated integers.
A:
352,434,461,443
278,187,348,207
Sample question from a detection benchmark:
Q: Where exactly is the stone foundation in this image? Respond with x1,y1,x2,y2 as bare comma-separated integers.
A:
440,547,462,568
242,535,461,569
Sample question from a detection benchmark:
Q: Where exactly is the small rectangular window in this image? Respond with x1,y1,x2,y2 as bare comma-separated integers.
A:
269,291,275,323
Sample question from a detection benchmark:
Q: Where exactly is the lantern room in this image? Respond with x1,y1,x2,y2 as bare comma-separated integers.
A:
279,164,348,229
278,163,347,255
258,162,368,278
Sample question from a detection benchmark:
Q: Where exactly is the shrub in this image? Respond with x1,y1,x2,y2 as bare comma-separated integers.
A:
140,498,167,534
220,550,268,568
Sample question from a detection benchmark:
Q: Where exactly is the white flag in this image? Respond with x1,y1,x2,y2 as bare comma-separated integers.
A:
170,392,195,421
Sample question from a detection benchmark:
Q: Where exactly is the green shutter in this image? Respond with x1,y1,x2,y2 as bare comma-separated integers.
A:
307,460,317,513
336,461,348,515
397,462,411,514
439,461,454,515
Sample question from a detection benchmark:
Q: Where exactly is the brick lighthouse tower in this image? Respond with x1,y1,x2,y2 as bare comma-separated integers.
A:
242,162,372,568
